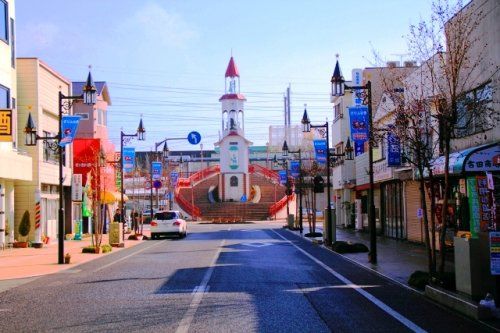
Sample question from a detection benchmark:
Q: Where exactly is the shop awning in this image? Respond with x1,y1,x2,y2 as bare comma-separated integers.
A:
100,191,129,204
430,142,499,176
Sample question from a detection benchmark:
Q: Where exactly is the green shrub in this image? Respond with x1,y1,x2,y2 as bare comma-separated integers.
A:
332,241,369,254
101,244,112,253
408,270,430,290
82,246,97,253
19,210,31,240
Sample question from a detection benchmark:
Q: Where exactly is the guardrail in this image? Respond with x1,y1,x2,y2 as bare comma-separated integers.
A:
268,193,295,216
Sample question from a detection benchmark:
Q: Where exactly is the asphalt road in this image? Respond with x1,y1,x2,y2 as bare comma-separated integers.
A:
0,222,494,333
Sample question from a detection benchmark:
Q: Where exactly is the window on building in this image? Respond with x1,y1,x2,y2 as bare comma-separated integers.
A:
0,84,10,108
333,103,342,121
97,109,102,125
76,113,89,120
43,131,58,163
0,0,7,44
10,18,14,67
455,83,493,138
230,176,238,187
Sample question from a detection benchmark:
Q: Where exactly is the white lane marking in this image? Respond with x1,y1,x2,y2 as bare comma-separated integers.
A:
94,240,167,273
271,230,427,333
176,239,225,333
240,242,274,248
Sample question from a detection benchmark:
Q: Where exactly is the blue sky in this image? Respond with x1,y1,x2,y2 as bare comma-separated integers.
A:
16,0,435,151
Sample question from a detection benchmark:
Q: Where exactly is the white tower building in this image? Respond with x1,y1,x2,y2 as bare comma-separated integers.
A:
215,57,252,201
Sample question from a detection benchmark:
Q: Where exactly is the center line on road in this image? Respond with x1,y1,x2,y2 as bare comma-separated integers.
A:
271,230,427,333
176,239,225,333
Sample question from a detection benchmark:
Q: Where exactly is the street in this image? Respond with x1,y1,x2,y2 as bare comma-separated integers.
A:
0,222,492,333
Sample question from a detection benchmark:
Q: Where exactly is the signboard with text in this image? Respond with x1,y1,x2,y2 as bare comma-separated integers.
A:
152,162,162,181
490,232,500,275
123,147,136,172
387,132,401,167
349,105,368,156
313,139,327,165
71,174,83,201
0,109,12,142
59,115,81,147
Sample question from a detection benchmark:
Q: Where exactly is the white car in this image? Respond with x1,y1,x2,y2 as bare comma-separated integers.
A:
150,210,187,239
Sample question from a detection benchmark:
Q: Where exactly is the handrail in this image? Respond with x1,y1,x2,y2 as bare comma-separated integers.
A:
268,193,295,216
174,165,220,218
249,164,279,182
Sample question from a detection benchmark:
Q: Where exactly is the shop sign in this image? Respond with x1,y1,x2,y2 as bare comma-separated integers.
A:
71,174,83,201
0,109,12,142
467,177,480,238
490,232,500,275
387,132,401,167
465,144,500,172
476,175,493,231
313,139,327,165
373,160,393,182
351,69,363,106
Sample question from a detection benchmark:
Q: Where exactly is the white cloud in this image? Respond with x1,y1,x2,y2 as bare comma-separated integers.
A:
121,2,197,48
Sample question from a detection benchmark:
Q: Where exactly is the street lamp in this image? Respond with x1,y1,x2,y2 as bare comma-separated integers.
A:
24,72,97,264
273,151,292,223
282,140,303,234
331,59,377,264
120,119,146,226
301,106,333,245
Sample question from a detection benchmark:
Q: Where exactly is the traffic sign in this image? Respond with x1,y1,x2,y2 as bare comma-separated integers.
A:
187,131,201,145
145,181,151,190
153,180,162,189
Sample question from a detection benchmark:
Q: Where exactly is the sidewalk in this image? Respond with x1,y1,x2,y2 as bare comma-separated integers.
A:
0,232,148,282
287,223,453,287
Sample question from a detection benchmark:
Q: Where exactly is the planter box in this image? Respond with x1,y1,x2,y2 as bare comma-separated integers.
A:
13,242,29,248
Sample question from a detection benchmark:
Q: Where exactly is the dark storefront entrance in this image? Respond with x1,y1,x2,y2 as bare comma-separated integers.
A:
381,181,406,239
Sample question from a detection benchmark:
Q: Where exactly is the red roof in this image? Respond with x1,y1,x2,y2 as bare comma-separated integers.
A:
225,57,240,78
219,93,246,101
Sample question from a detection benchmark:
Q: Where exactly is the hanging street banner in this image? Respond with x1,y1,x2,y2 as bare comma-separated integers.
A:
0,109,12,142
313,139,327,165
123,147,136,172
278,170,287,185
170,171,179,186
290,161,300,178
152,162,162,181
387,132,402,167
348,106,368,156
59,115,81,147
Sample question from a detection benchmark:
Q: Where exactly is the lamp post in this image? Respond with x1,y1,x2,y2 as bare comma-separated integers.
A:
273,153,291,221
331,59,376,263
301,107,333,245
24,72,97,264
120,119,146,226
149,139,172,215
282,140,303,234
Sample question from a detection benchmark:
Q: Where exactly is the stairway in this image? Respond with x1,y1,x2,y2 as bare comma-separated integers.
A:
175,164,291,221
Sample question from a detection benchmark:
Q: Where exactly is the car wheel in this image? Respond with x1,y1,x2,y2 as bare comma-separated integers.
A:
151,233,157,240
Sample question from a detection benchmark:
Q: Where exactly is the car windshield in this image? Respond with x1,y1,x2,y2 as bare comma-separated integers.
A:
154,212,178,220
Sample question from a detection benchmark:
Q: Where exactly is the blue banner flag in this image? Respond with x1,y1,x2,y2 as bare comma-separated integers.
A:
278,170,287,185
313,139,327,165
170,171,179,185
59,115,81,147
290,161,300,178
152,162,162,181
348,106,369,156
387,132,401,167
122,147,136,173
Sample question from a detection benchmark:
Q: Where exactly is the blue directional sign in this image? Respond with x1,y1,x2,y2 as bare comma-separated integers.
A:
187,131,201,145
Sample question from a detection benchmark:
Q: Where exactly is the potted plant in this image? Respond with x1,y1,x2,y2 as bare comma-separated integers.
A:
14,210,31,248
